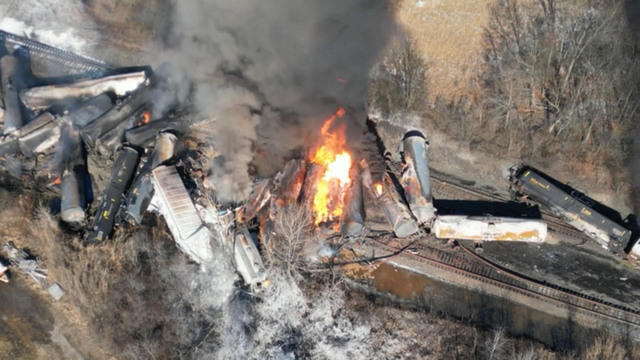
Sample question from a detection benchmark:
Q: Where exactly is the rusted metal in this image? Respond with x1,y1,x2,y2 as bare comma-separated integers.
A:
400,130,435,225
300,162,324,208
274,159,306,206
236,179,272,224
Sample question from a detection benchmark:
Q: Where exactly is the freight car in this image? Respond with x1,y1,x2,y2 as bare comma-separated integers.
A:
433,215,547,243
509,165,630,253
233,228,269,289
151,165,214,264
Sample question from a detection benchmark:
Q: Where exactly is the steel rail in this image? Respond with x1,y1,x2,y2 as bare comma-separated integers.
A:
364,236,640,327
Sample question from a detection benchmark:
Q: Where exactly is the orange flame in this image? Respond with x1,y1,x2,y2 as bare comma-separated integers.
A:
375,183,383,196
310,107,352,225
143,111,151,124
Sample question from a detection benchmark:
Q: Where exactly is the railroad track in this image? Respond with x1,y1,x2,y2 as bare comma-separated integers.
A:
416,167,594,243
0,30,111,73
365,235,640,327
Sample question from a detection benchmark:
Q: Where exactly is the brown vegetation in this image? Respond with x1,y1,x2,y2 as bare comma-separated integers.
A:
372,0,640,203
85,0,172,50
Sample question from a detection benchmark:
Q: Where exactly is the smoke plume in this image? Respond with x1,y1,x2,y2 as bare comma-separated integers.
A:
152,0,398,202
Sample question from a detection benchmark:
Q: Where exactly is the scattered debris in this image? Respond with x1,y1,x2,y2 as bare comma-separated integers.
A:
0,260,8,283
1,241,47,287
47,283,65,301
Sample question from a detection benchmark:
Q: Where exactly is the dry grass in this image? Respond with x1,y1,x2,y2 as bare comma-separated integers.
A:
0,188,212,359
84,0,172,50
395,0,491,100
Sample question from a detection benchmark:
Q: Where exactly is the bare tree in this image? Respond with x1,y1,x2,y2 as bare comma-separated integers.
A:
485,328,509,360
266,204,314,278
368,39,428,117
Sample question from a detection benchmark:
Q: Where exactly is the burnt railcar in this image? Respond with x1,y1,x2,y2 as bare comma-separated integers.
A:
509,166,630,253
400,130,435,225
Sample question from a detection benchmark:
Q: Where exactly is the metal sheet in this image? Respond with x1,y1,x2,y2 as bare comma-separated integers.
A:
151,165,213,264
377,173,419,238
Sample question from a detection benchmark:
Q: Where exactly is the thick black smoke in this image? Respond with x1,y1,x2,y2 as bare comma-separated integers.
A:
152,0,398,202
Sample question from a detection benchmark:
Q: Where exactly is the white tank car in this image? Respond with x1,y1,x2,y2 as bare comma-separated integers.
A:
233,228,269,289
433,215,547,243
151,165,214,264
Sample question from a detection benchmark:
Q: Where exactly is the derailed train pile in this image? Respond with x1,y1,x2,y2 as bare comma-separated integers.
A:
237,122,639,268
1,29,639,295
0,31,270,289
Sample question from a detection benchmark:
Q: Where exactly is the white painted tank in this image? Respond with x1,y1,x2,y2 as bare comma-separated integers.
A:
234,228,269,289
433,215,547,243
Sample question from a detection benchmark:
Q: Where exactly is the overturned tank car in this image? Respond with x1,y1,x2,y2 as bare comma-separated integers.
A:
399,130,435,225
509,165,630,253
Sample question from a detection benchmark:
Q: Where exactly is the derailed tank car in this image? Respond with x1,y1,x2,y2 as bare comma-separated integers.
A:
433,215,547,243
400,130,436,225
509,165,630,253
233,228,269,289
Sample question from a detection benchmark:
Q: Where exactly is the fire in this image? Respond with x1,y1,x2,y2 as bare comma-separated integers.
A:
310,107,352,225
375,183,383,196
143,111,151,124
137,111,151,127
